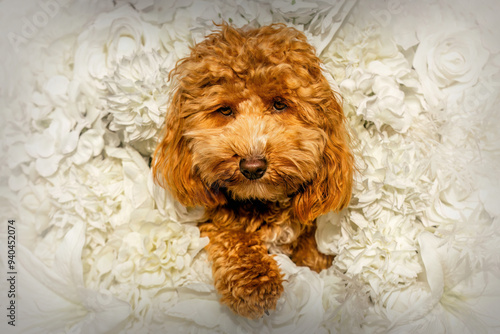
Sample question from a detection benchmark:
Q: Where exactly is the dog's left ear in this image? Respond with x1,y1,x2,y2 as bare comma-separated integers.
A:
152,88,227,209
292,91,354,224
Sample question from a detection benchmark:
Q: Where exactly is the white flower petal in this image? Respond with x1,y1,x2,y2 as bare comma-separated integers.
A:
268,255,324,334
18,224,131,333
60,128,81,155
25,133,56,158
7,142,31,168
44,75,69,106
72,129,105,165
35,154,63,177
316,211,343,255
167,298,225,328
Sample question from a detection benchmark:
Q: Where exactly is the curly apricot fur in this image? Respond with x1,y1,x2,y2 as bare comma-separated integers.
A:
153,22,353,319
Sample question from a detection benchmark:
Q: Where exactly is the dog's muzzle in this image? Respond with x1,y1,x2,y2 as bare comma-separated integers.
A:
239,157,267,180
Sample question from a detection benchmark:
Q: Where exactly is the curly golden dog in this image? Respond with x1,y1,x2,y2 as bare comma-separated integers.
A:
153,22,353,319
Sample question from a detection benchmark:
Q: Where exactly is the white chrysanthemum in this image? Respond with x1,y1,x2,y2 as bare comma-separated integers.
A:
73,4,162,94
105,51,172,155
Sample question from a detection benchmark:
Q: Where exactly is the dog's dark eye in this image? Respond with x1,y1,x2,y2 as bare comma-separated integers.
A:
273,100,287,112
217,106,233,116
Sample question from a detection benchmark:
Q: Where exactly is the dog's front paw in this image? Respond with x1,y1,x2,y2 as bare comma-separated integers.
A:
215,253,284,319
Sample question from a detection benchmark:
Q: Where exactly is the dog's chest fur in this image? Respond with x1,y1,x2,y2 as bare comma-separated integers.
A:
202,198,304,255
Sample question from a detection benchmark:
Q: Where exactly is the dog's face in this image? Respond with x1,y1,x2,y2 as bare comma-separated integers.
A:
184,71,328,203
154,23,353,223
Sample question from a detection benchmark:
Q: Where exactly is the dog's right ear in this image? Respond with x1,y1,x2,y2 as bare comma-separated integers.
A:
292,89,354,224
153,89,226,208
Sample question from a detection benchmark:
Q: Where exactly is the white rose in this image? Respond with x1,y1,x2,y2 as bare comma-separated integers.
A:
17,181,53,250
413,28,489,106
388,231,500,333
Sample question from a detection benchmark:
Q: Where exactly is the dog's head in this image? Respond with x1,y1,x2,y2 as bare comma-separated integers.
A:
153,23,353,223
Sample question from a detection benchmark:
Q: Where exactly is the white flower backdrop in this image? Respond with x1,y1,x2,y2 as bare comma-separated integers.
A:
1,0,500,333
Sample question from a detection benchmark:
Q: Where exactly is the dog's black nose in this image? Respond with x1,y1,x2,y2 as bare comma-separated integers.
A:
239,157,267,180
